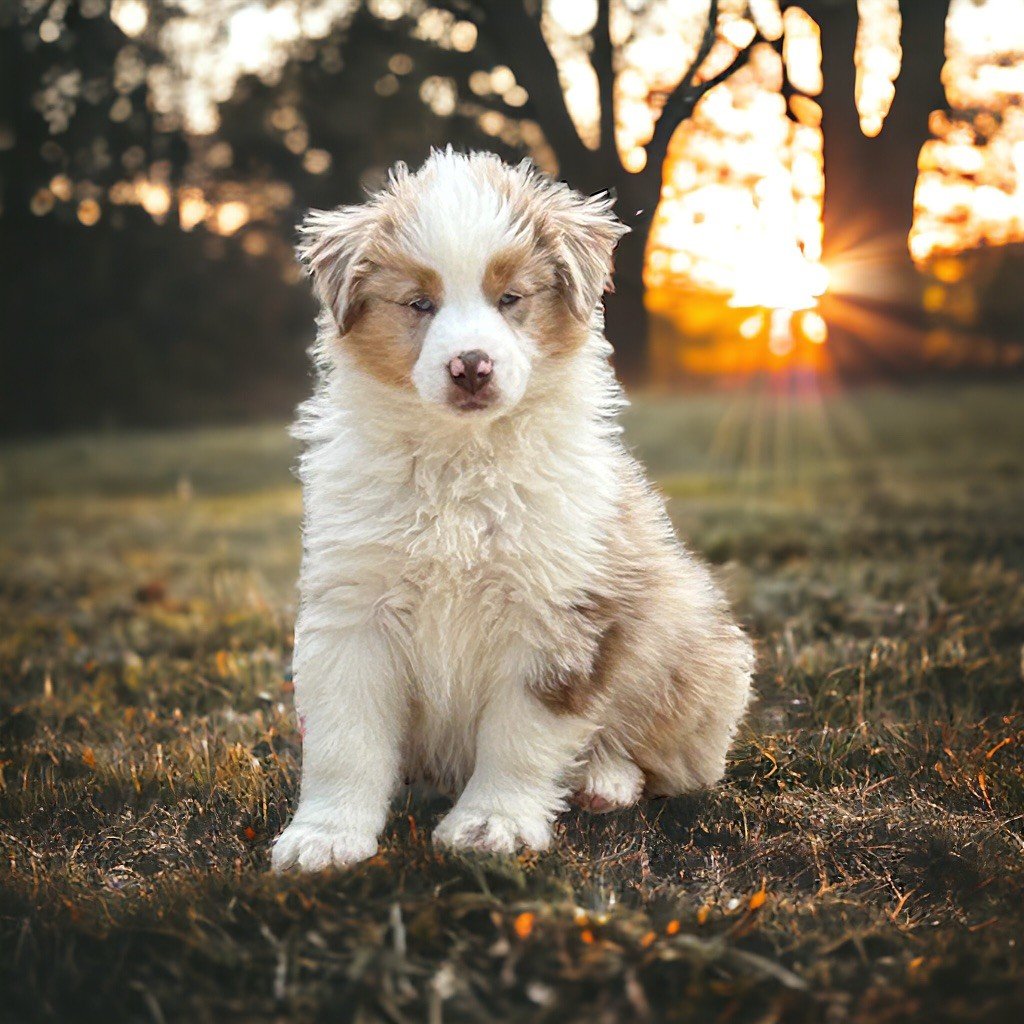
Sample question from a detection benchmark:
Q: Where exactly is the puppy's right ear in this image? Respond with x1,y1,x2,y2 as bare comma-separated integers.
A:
296,205,378,334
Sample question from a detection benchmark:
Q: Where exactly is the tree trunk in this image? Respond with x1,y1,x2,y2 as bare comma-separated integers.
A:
600,151,669,385
602,214,651,385
795,0,949,375
595,0,749,385
806,0,949,298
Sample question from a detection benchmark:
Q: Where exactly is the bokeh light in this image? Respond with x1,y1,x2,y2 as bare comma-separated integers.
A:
854,0,902,138
110,0,149,39
646,36,827,334
910,0,1024,264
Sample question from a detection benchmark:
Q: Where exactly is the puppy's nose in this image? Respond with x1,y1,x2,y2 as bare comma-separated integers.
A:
448,350,493,394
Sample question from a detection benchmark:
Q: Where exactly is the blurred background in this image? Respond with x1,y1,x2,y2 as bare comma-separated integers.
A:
1,0,1023,435
4,10,1024,1015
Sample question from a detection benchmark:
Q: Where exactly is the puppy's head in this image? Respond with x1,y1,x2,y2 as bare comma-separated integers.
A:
298,150,627,416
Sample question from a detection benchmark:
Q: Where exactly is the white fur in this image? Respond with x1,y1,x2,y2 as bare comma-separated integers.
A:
272,151,753,871
574,741,646,812
275,342,619,868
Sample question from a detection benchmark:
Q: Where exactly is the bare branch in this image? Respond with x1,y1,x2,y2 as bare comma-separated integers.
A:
644,0,758,173
688,0,722,91
591,0,619,169
474,0,592,181
689,44,754,101
419,0,488,20
644,0,719,165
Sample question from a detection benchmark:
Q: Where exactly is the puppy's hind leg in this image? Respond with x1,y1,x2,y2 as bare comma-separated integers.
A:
639,722,733,799
572,737,644,813
639,634,755,799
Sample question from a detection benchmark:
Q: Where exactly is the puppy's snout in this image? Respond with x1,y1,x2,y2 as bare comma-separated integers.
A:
448,350,493,395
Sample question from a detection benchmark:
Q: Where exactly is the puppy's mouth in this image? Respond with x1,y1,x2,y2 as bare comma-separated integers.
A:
448,383,497,413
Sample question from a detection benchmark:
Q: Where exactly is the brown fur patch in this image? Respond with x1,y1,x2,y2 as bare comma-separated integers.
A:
527,289,588,358
482,245,547,303
533,610,625,716
340,258,442,389
483,245,588,359
364,255,443,307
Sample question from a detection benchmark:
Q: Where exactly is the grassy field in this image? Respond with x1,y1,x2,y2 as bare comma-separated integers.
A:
2,384,1023,1023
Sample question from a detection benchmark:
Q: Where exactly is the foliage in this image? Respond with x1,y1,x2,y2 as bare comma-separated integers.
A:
2,385,1024,1022
0,7,513,434
1,0,766,394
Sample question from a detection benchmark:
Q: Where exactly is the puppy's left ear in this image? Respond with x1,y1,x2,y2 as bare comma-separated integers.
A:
551,191,630,323
296,204,379,334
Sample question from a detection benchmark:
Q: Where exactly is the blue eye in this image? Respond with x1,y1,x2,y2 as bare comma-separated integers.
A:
499,292,521,308
409,297,435,313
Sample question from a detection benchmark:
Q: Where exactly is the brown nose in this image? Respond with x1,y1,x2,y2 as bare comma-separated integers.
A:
448,350,493,394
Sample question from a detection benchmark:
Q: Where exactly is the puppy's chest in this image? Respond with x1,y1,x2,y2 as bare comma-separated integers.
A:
383,470,594,662
395,482,555,599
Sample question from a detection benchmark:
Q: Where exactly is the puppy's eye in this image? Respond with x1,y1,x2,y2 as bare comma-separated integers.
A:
498,292,521,309
409,297,435,314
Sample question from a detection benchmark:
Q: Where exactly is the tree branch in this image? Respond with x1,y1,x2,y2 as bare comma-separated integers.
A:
474,0,593,182
643,0,720,170
689,43,753,99
591,0,620,174
642,0,758,177
611,0,758,229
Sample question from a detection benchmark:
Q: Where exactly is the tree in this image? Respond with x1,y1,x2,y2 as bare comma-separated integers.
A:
797,0,951,376
2,0,965,430
802,0,949,275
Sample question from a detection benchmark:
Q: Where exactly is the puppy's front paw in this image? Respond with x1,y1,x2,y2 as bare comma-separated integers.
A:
433,804,552,854
271,818,378,873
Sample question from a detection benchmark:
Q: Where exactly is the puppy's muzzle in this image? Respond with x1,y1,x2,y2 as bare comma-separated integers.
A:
448,351,493,395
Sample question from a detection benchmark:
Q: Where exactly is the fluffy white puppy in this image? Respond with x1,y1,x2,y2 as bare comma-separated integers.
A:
272,150,754,872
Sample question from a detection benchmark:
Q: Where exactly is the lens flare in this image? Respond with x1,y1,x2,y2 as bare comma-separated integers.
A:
645,15,828,378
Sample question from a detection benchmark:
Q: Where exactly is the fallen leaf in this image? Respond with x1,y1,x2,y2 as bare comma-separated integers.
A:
135,581,167,604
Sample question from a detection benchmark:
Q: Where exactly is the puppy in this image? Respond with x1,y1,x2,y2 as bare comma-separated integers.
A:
272,150,753,871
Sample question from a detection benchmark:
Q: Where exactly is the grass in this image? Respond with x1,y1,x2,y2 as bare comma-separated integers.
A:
2,382,1023,1023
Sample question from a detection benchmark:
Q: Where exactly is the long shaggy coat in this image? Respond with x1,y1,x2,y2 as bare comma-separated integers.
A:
272,150,754,871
